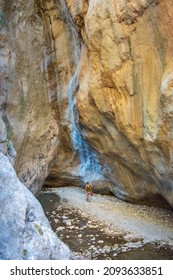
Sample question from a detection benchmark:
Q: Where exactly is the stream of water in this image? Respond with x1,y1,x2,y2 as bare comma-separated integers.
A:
67,68,104,182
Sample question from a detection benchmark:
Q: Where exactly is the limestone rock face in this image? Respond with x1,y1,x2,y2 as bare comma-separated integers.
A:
0,118,7,154
0,152,73,260
1,0,173,208
0,0,60,194
56,0,173,207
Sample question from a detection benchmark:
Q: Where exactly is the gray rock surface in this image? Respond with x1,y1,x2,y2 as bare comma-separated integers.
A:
0,118,7,154
0,152,73,260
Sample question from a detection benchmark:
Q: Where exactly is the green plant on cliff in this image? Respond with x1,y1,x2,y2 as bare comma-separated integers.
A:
1,115,13,141
22,249,28,256
6,126,12,141
55,231,60,238
34,223,44,236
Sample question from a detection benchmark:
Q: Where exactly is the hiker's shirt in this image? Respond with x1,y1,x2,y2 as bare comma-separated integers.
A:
85,184,91,193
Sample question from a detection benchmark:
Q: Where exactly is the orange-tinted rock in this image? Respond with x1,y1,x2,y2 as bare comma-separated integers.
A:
74,0,173,206
1,0,173,208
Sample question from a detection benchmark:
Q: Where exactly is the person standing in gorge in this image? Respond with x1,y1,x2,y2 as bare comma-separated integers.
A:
85,182,93,202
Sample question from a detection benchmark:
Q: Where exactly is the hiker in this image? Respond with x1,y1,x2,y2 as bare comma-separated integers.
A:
85,182,92,202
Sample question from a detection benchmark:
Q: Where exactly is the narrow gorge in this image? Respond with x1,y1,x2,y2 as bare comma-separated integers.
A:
0,0,173,260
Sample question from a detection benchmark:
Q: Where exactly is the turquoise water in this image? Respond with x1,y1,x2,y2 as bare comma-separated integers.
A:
67,68,103,182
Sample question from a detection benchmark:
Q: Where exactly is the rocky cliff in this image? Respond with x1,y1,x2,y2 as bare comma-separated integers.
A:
1,0,173,209
0,153,74,259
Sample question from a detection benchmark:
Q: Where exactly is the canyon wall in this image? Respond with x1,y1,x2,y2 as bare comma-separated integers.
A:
74,0,173,206
1,0,173,207
0,152,74,259
0,0,73,259
1,0,59,194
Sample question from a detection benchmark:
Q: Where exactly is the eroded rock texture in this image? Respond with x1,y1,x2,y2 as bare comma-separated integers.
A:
0,0,59,194
1,0,173,207
64,0,173,207
0,153,73,260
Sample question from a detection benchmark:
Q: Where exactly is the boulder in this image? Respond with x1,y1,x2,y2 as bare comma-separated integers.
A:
0,152,73,260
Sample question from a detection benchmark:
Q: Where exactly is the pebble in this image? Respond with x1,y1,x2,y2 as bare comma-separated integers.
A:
103,246,110,252
56,226,65,231
63,219,72,226
69,226,75,229
78,234,83,238
88,225,98,229
62,215,68,219
98,240,104,244
113,244,118,249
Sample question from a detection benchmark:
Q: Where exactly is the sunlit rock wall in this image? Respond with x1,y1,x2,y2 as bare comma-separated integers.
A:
1,0,173,207
56,0,173,206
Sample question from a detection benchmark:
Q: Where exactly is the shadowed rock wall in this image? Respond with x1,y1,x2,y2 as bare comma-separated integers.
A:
0,0,59,193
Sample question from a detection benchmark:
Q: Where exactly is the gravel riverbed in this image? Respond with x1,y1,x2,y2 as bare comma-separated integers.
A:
38,187,173,259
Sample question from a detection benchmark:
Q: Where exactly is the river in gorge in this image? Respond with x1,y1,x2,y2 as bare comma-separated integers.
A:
37,187,173,260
